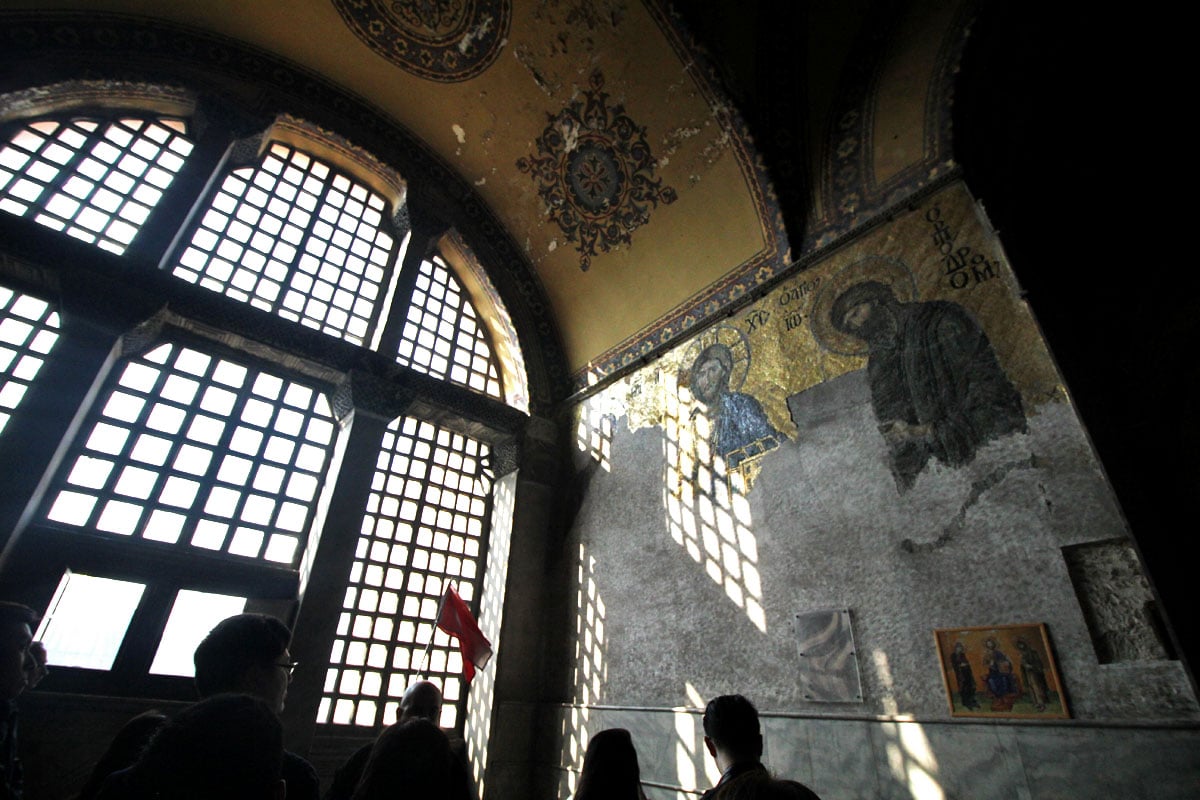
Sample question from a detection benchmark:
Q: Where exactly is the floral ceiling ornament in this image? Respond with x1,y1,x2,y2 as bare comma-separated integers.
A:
517,70,678,271
332,0,510,82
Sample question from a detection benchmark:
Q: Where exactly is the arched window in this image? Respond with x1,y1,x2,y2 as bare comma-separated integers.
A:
0,85,524,736
171,140,398,346
397,255,503,399
0,287,61,436
321,416,491,729
0,113,193,254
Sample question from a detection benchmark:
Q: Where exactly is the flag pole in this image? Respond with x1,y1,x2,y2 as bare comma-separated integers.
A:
419,585,450,677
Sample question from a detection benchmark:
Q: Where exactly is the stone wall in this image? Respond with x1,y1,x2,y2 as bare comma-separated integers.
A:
550,181,1200,798
542,705,1200,799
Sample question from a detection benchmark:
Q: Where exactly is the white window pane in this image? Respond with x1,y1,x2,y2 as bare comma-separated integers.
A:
35,572,145,670
171,143,394,345
0,116,192,254
148,589,247,677
394,258,502,401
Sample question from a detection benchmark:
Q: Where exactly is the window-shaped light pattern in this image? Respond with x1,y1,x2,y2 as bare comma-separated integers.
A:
318,417,491,729
44,341,337,566
35,571,146,671
0,116,192,255
397,257,502,400
149,589,248,677
172,143,395,345
0,286,61,436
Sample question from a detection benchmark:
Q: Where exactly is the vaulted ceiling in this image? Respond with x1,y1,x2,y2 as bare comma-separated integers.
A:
2,1,968,399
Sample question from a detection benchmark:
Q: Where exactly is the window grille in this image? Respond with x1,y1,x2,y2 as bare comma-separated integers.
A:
172,142,396,346
0,116,192,254
319,416,490,729
0,285,61,436
398,256,502,399
0,92,522,707
43,339,338,567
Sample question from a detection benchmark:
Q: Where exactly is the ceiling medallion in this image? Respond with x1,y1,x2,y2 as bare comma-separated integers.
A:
332,0,510,83
517,70,678,271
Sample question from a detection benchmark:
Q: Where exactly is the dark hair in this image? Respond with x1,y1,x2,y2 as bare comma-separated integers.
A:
193,614,291,697
830,280,895,333
703,694,762,761
695,343,733,375
575,728,644,800
351,718,470,800
0,601,37,629
133,694,282,800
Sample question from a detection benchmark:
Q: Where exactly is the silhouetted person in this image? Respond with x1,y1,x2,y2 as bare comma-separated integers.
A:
325,679,472,800
350,718,471,800
125,694,285,800
701,695,820,800
574,727,647,800
194,613,318,799
93,614,317,800
74,711,167,800
398,679,442,723
713,771,822,800
0,602,44,800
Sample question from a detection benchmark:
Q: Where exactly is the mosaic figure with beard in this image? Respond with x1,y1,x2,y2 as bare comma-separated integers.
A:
688,343,782,470
831,281,1026,492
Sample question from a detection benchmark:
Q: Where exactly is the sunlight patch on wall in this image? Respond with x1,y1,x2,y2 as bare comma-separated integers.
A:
872,649,946,798
872,649,899,716
672,681,722,794
881,721,945,800
574,400,614,472
574,542,607,706
464,471,515,798
564,541,608,795
662,380,766,632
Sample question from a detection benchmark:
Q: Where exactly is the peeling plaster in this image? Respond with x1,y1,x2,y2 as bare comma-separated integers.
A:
525,0,627,68
458,14,494,54
901,455,1038,553
452,124,467,144
657,102,734,177
513,45,556,96
558,117,580,153
662,125,702,151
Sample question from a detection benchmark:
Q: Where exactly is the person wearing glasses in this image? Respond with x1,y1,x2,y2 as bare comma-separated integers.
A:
191,614,316,800
193,613,299,715
86,613,317,800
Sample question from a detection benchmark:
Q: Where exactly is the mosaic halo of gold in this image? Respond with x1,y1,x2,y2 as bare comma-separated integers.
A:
809,255,919,356
679,323,752,394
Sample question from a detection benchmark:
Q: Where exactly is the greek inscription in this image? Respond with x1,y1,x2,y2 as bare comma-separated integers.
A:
746,309,770,332
925,206,1000,290
778,276,822,307
971,258,996,284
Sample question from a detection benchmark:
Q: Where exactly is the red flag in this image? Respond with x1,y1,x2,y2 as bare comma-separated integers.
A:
435,584,493,683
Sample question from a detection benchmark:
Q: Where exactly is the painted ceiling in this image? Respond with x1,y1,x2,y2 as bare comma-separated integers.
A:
2,1,967,398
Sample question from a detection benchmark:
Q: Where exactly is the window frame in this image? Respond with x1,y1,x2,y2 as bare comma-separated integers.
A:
0,90,526,716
